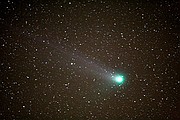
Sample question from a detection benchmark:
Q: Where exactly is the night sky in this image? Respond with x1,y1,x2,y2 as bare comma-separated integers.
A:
1,0,180,120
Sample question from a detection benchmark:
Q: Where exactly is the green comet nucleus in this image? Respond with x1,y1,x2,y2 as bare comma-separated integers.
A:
112,74,125,85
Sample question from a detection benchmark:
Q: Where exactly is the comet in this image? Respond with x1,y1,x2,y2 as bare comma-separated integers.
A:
112,74,125,85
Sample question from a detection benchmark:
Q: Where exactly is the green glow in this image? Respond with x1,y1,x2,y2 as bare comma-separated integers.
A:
112,74,125,85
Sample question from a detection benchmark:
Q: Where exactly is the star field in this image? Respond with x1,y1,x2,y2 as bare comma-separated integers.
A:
0,0,180,120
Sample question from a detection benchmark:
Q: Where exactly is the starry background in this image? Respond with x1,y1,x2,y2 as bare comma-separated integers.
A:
0,0,180,120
